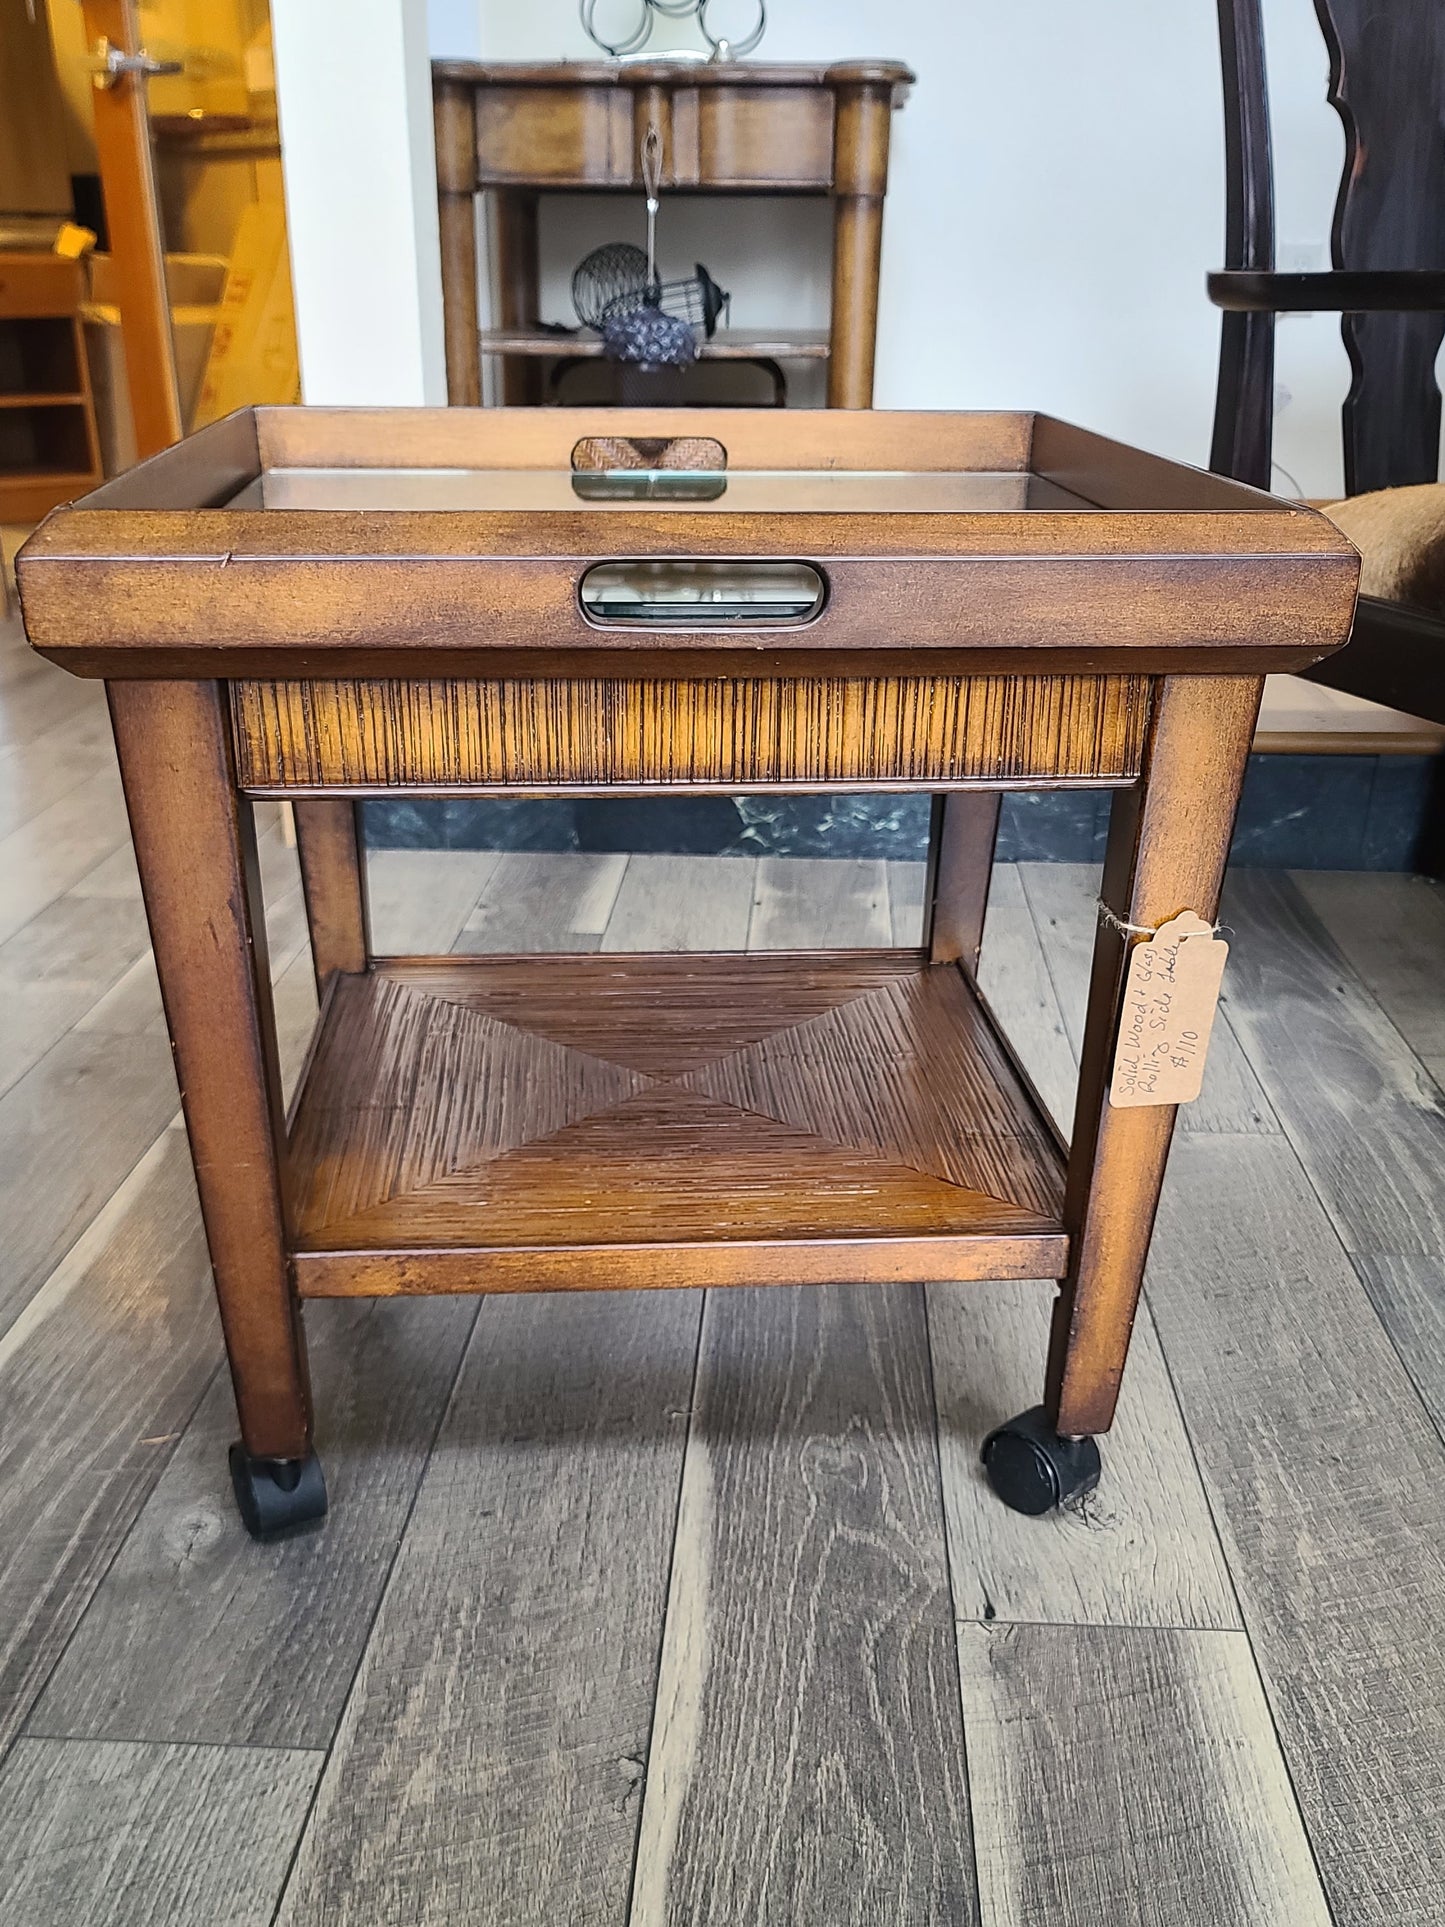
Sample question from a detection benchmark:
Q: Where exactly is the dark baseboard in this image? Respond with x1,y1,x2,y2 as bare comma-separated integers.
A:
364,753,1441,872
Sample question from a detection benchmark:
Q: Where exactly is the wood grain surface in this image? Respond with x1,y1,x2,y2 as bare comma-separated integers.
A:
0,1133,219,1756
1348,1253,1445,1444
0,758,1440,1927
680,962,1065,1218
108,680,311,1461
228,674,1153,792
284,954,1068,1294
17,408,1359,681
0,1736,321,1927
253,404,1030,476
602,854,756,952
1218,870,1445,1256
931,1278,1238,1630
453,851,626,954
0,1025,182,1341
631,1283,978,1927
274,1289,700,1927
1034,677,1262,1436
1147,1134,1445,1927
749,855,891,949
364,849,501,954
28,1296,477,1750
958,1623,1332,1927
1291,869,1445,1091
293,798,368,989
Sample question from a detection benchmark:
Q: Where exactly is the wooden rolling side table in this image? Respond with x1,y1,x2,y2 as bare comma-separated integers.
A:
18,407,1357,1537
432,60,913,408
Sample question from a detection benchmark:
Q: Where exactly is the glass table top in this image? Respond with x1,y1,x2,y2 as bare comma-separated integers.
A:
224,468,1106,513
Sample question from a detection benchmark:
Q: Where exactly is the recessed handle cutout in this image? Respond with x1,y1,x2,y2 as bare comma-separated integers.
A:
571,435,728,502
579,560,825,626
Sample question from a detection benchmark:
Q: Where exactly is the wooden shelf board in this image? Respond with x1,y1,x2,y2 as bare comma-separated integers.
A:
0,471,102,521
478,325,830,361
0,467,99,486
287,950,1069,1296
0,393,87,409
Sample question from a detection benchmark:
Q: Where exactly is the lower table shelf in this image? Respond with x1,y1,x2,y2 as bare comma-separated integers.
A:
285,951,1070,1296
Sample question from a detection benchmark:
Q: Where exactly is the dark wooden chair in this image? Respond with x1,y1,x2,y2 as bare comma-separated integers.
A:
1209,0,1445,728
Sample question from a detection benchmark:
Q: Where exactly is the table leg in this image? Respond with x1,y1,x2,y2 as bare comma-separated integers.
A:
982,675,1262,1514
108,681,323,1535
1054,674,1262,1426
924,792,1002,974
828,78,894,408
434,78,481,407
494,189,542,407
293,799,369,994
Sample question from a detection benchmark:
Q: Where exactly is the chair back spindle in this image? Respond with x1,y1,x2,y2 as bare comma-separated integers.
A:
1318,0,1445,492
1211,0,1275,485
1211,0,1445,495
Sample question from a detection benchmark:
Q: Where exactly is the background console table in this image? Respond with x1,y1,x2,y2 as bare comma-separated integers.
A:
432,59,914,408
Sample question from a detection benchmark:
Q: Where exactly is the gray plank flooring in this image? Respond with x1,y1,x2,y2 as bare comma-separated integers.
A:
748,854,891,949
602,851,756,950
0,1736,322,1927
455,849,627,953
0,1133,220,1756
958,1623,1331,1927
1147,1135,1445,1927
930,1278,1239,1631
28,1296,478,1750
367,848,502,954
0,1026,183,1340
1218,869,1445,1257
275,1290,701,1927
2,632,1445,1924
1294,869,1445,1088
631,1283,978,1927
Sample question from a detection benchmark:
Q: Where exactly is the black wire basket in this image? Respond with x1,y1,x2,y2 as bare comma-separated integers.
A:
572,245,730,342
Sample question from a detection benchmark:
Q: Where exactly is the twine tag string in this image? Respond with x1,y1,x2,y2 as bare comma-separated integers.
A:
1096,900,1227,941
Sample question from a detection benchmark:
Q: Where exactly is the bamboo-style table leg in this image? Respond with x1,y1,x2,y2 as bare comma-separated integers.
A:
982,675,1263,1513
108,680,326,1538
293,799,369,996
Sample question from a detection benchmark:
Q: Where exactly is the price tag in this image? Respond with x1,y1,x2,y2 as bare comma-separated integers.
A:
1109,911,1228,1109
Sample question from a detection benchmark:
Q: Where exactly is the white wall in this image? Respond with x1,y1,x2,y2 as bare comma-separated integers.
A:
273,0,447,404
274,0,1395,494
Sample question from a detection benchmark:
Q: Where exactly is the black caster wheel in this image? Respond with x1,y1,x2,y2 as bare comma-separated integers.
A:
228,1444,328,1540
981,1406,1102,1516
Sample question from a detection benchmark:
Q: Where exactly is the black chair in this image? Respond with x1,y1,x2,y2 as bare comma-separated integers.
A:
1209,0,1445,729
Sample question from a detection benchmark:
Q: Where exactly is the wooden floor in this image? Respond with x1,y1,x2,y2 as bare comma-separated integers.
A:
3,611,1445,1926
